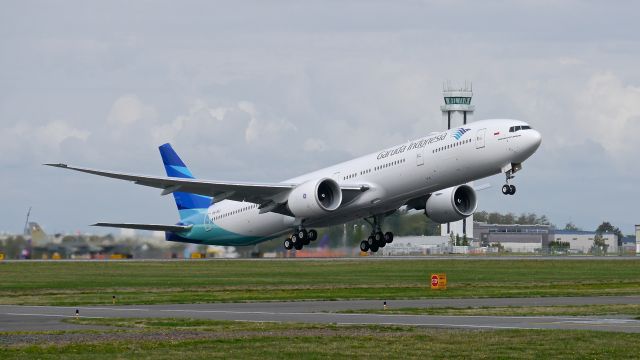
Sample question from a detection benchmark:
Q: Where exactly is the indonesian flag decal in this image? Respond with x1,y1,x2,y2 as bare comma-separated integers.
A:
494,131,500,136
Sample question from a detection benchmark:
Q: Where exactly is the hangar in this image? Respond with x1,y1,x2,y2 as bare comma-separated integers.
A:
553,230,618,254
473,223,620,254
473,223,551,253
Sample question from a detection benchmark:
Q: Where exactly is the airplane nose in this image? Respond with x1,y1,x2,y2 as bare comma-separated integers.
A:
530,129,542,150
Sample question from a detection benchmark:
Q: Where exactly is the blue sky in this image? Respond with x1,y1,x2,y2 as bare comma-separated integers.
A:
1,1,639,235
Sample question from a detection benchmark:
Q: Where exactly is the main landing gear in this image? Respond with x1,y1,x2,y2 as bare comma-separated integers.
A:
283,228,318,251
359,215,394,253
501,169,517,195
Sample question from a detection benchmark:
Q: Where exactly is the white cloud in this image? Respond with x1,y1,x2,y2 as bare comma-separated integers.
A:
0,120,90,165
575,72,640,157
557,57,584,66
303,138,327,152
107,95,156,126
150,99,298,149
245,117,297,145
36,120,90,146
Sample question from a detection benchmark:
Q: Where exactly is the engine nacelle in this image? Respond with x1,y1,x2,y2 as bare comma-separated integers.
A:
287,178,342,218
425,185,477,224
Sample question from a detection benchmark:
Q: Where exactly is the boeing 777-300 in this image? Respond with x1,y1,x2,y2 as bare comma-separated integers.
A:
47,119,541,252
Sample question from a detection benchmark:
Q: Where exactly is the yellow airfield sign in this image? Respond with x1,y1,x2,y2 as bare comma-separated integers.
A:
430,273,447,290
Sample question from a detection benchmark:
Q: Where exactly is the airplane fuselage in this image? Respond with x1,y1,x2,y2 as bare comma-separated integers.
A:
169,119,542,246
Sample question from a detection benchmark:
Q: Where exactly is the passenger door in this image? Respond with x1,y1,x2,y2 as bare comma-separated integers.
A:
475,128,486,149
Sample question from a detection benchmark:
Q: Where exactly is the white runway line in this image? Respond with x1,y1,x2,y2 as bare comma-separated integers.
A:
5,312,104,319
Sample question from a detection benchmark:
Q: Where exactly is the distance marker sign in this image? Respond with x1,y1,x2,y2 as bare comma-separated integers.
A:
430,273,447,290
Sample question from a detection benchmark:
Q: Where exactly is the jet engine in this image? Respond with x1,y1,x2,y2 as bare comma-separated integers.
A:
425,185,477,224
287,178,342,218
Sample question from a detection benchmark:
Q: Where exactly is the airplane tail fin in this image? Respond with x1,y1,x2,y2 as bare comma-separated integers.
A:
159,143,212,221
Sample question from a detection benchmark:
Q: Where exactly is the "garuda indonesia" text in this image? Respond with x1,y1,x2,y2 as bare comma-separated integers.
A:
377,132,447,160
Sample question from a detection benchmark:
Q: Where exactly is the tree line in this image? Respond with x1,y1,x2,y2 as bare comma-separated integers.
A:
473,211,551,226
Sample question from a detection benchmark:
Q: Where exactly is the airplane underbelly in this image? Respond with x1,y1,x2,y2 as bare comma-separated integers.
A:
217,213,291,238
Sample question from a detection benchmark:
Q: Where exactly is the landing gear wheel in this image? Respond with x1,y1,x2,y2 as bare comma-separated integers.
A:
291,233,300,246
360,240,370,252
308,229,318,241
374,231,384,244
384,232,394,244
509,185,516,195
367,235,375,247
284,238,293,250
370,244,379,253
502,184,511,195
297,229,308,241
294,242,303,250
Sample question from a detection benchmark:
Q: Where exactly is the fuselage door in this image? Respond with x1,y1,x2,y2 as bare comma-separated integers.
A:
416,151,424,166
476,128,486,149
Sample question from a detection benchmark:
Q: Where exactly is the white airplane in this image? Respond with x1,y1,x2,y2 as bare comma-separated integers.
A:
47,119,541,252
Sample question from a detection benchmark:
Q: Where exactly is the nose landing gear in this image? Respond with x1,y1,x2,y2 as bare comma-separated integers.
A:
502,168,517,196
502,184,516,195
501,163,523,196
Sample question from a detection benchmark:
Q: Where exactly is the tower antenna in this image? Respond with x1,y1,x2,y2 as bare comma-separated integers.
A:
23,207,32,236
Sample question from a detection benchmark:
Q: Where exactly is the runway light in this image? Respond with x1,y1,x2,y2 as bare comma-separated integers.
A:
75,309,79,318
383,301,388,310
112,295,116,305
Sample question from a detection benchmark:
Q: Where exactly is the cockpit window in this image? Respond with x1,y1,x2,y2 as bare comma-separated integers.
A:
509,125,532,132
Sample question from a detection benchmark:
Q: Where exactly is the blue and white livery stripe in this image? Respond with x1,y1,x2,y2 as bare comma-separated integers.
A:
453,128,471,140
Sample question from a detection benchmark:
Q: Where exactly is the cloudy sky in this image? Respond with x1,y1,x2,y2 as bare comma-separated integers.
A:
1,0,639,235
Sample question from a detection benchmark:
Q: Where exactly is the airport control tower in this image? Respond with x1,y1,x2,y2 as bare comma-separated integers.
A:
440,82,474,239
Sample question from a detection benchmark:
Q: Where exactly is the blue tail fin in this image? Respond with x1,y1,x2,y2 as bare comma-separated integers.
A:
159,143,211,221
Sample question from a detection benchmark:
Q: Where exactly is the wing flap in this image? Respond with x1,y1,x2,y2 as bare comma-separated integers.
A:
92,222,192,232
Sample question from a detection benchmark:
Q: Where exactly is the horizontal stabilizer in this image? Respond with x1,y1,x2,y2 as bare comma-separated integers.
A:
92,222,192,232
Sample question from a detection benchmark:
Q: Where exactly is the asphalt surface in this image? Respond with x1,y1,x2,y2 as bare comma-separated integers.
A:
2,296,640,333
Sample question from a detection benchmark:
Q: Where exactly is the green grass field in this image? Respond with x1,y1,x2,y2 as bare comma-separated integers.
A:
1,259,639,305
2,318,639,359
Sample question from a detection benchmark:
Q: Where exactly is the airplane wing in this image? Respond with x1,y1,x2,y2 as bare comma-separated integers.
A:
92,222,192,232
45,163,367,211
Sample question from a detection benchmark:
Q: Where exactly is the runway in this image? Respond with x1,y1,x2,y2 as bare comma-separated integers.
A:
2,296,640,333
